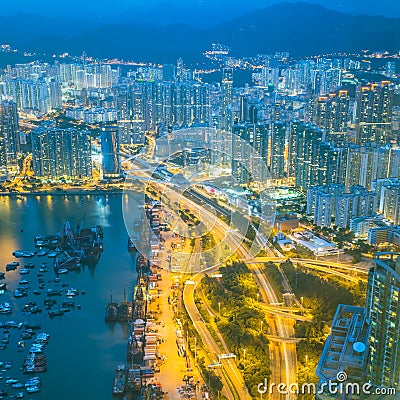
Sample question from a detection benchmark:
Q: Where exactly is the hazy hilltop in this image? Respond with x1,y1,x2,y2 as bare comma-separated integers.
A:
1,2,399,61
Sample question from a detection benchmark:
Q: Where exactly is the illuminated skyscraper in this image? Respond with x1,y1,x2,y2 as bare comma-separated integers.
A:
270,121,286,179
355,81,393,145
294,124,323,189
307,184,376,228
48,79,62,110
232,123,268,183
375,179,400,225
366,253,400,391
101,125,121,179
221,68,233,131
385,61,396,78
288,121,301,179
0,100,19,171
312,90,350,138
31,122,92,178
248,105,258,124
3,76,62,115
176,58,184,83
239,95,248,123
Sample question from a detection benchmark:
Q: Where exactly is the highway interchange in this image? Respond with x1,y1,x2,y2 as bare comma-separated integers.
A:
122,153,371,400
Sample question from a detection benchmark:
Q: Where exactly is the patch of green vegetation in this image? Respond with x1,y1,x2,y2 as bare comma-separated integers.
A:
262,262,284,302
201,262,270,397
276,260,366,393
201,232,216,251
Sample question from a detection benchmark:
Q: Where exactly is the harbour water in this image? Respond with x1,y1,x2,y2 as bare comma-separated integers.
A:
0,194,137,399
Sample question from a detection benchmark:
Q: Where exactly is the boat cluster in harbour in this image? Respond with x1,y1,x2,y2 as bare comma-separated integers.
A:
0,221,104,399
23,333,50,374
0,326,48,397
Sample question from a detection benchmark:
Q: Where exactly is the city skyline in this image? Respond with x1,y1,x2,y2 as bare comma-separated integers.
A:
0,2,399,399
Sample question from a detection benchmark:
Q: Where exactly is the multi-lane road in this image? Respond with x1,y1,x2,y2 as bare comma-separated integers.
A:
124,156,295,399
122,155,370,399
126,164,251,399
178,194,296,400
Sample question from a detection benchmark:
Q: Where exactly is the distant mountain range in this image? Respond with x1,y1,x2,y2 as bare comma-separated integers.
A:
2,2,400,62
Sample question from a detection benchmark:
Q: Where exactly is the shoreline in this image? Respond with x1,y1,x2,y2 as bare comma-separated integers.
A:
0,189,125,196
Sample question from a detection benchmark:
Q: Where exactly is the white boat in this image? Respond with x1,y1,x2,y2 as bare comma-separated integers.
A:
19,269,30,274
66,288,78,297
35,332,50,342
26,385,40,393
57,268,68,274
47,251,58,258
0,302,12,314
14,289,27,298
25,377,41,387
29,344,44,353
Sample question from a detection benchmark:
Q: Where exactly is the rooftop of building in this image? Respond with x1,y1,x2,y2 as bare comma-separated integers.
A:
275,213,298,221
316,304,369,383
374,252,400,277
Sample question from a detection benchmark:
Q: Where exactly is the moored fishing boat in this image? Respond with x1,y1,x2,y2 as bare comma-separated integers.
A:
112,364,127,395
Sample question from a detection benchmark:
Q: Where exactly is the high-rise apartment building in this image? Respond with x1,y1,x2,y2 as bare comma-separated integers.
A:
3,78,62,115
307,184,376,228
293,124,323,189
312,90,350,136
373,179,400,225
366,253,400,391
221,68,233,131
232,123,268,183
31,122,92,178
101,125,120,179
355,81,393,145
270,121,286,179
0,100,20,171
239,95,248,123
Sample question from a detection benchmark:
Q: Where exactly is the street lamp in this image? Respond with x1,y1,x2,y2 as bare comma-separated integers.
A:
260,320,264,333
300,296,304,316
243,348,246,369
218,302,221,317
256,293,260,302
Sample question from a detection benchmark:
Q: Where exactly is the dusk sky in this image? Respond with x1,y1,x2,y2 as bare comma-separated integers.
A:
0,0,399,22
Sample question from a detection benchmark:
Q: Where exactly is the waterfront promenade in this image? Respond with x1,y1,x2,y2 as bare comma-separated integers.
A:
147,270,188,399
